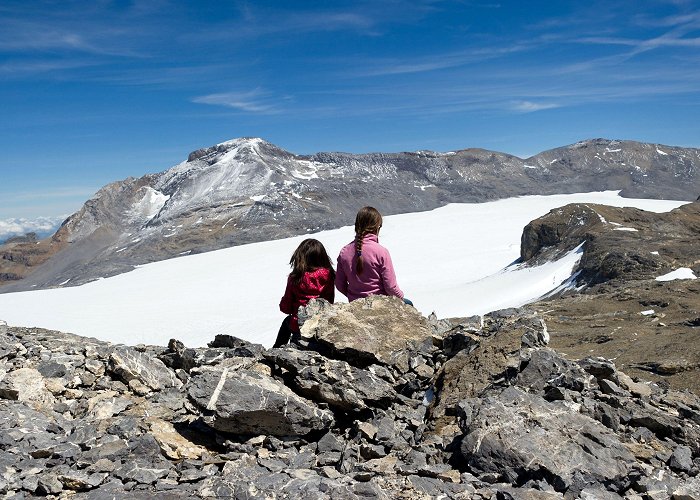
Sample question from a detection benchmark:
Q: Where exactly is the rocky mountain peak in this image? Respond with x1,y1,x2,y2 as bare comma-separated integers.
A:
186,137,288,163
2,137,699,292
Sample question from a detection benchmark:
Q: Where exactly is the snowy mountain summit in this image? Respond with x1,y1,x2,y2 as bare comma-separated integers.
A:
1,137,699,291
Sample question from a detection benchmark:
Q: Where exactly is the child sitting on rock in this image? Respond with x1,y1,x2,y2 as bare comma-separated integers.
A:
275,238,335,348
336,206,412,305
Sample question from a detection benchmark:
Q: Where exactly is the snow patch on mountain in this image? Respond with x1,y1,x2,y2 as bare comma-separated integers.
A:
128,187,169,222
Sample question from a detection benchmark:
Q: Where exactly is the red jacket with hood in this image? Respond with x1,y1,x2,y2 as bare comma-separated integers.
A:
279,267,335,332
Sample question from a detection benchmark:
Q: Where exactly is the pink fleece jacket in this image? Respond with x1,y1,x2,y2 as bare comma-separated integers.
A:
335,233,404,302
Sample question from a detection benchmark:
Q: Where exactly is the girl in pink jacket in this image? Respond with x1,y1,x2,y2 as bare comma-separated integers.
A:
336,206,411,304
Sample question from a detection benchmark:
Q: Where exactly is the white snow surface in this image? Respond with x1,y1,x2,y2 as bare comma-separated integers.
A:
655,268,698,281
0,192,688,348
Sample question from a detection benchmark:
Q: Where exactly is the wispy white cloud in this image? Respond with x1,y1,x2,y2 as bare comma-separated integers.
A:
192,89,283,114
354,42,536,77
0,20,146,58
511,101,560,113
0,58,97,77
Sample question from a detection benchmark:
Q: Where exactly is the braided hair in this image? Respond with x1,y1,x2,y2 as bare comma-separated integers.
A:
354,207,383,275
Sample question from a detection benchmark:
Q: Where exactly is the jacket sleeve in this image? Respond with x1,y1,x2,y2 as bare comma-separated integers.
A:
379,249,404,299
279,277,295,314
321,272,335,304
335,256,349,298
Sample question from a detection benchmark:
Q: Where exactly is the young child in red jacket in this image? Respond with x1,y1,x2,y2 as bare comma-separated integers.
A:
274,238,335,348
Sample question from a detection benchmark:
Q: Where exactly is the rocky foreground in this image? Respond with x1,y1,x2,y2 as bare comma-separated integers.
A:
1,297,699,499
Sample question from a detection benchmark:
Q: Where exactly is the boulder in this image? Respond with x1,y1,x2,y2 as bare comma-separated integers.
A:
516,348,591,394
0,368,55,409
427,313,523,437
108,346,182,392
187,366,334,436
264,348,398,411
458,386,636,495
299,296,433,371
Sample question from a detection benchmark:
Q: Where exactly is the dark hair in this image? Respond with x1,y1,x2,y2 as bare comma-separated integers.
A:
354,206,382,275
289,238,335,284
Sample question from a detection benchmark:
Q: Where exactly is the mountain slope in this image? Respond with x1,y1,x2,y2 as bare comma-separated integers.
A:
1,137,699,291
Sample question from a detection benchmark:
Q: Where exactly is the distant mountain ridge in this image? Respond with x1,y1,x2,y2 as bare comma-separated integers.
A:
1,137,699,292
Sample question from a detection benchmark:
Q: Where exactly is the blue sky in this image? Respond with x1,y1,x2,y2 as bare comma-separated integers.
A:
1,0,699,228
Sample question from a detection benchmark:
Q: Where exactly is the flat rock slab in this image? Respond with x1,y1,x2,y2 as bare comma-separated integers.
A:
0,368,55,409
188,367,334,436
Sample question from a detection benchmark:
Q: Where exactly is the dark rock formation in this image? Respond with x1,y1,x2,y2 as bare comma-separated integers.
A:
520,201,700,286
1,298,699,498
188,366,335,436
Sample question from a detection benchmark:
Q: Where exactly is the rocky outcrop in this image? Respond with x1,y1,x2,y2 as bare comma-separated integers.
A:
3,137,699,292
1,298,699,498
520,201,700,285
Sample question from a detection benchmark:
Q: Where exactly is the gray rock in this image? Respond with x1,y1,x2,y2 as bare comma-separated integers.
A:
58,470,95,491
317,431,344,454
428,316,524,440
672,475,700,499
3,297,700,499
265,348,397,411
440,331,480,359
459,387,636,494
300,296,433,371
188,367,334,436
297,298,335,330
516,348,589,394
634,472,682,498
36,473,62,495
37,361,68,378
519,316,550,348
0,368,55,408
493,484,564,499
669,445,694,473
113,461,171,485
598,379,629,397
628,404,681,440
108,346,181,392
579,487,623,499
578,357,618,381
